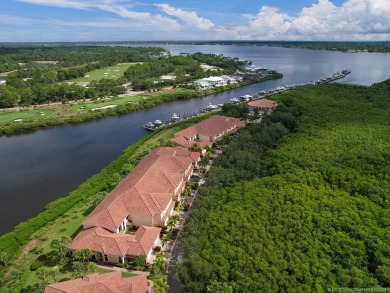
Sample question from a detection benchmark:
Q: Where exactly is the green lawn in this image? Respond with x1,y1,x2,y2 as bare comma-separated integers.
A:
71,95,147,111
0,109,54,124
68,63,136,84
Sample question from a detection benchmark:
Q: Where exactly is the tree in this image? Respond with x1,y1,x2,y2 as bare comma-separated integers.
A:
134,255,146,271
51,266,59,283
167,215,180,232
152,252,167,275
36,267,52,290
72,249,92,273
72,261,84,278
207,281,233,293
87,262,97,274
0,252,10,266
154,278,169,293
189,143,202,152
50,236,71,263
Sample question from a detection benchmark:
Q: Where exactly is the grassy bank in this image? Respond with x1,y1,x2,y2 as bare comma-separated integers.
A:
0,113,214,292
0,73,281,136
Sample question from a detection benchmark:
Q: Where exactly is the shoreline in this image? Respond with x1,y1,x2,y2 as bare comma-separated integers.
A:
0,112,216,290
0,73,282,136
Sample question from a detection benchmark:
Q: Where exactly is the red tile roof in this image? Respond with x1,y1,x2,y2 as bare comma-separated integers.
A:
69,226,160,257
248,98,277,109
83,147,196,231
172,115,245,148
44,272,148,293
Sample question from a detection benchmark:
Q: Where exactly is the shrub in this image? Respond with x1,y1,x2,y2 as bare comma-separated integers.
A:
154,246,161,252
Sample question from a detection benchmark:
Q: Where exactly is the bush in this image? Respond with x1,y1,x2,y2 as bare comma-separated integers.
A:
154,246,161,252
30,254,47,271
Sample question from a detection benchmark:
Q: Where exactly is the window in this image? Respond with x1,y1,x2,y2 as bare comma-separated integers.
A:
118,257,123,264
104,254,108,262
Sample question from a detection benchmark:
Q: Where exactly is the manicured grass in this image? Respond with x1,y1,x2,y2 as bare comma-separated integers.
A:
68,63,136,83
70,95,147,112
0,109,54,124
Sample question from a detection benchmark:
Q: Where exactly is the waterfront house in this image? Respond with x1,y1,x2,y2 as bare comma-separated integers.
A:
69,225,161,264
193,76,227,90
70,147,199,264
44,272,148,293
248,98,277,114
172,115,245,152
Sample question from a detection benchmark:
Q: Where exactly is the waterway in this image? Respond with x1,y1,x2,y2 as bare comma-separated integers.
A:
1,45,390,235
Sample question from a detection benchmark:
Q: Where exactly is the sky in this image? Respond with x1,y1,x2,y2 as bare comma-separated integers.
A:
0,0,389,42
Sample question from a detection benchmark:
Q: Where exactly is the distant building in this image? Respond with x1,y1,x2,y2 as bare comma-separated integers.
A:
44,272,148,293
193,76,227,90
248,98,278,114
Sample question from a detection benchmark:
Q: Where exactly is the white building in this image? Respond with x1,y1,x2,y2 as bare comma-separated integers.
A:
193,76,227,90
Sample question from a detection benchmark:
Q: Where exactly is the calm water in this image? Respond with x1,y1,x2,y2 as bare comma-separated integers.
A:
0,45,389,235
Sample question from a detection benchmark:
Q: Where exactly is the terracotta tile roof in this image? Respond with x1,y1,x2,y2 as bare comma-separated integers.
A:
171,136,211,149
44,272,148,293
70,226,160,258
248,98,277,109
83,147,196,231
174,115,245,140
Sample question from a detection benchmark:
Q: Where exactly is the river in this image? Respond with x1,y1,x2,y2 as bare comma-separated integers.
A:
0,45,389,235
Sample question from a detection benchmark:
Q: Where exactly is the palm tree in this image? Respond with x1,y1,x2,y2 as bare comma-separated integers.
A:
152,252,166,275
154,278,169,293
167,215,180,232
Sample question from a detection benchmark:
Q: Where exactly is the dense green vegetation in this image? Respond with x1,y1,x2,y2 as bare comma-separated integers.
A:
178,80,390,291
0,46,249,108
0,46,164,72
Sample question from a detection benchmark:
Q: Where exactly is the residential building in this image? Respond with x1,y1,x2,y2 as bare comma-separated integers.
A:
69,226,161,263
248,98,278,114
69,147,199,264
172,115,245,151
193,76,227,90
44,272,148,293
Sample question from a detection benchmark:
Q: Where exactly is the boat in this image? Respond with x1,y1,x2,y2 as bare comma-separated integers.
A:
171,113,180,122
230,98,240,104
206,103,218,111
143,121,155,131
154,120,163,127
239,94,253,102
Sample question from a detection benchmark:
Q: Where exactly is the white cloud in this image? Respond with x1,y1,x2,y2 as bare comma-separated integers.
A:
8,0,390,41
234,0,390,40
156,4,215,30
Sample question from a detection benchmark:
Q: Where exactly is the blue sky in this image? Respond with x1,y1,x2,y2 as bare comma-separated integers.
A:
0,0,389,42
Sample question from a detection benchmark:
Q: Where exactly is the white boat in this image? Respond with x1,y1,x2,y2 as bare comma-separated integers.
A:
144,122,155,130
239,94,253,101
154,120,163,127
206,103,218,111
230,98,240,104
171,113,180,122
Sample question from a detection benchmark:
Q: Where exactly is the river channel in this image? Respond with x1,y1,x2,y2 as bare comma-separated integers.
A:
0,45,389,235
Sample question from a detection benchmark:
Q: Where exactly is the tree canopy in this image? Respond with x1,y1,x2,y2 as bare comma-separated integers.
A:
178,80,390,292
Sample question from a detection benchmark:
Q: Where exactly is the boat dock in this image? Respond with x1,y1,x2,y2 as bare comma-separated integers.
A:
143,70,351,131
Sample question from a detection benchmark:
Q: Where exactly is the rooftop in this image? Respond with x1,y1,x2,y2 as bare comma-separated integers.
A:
44,272,148,293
